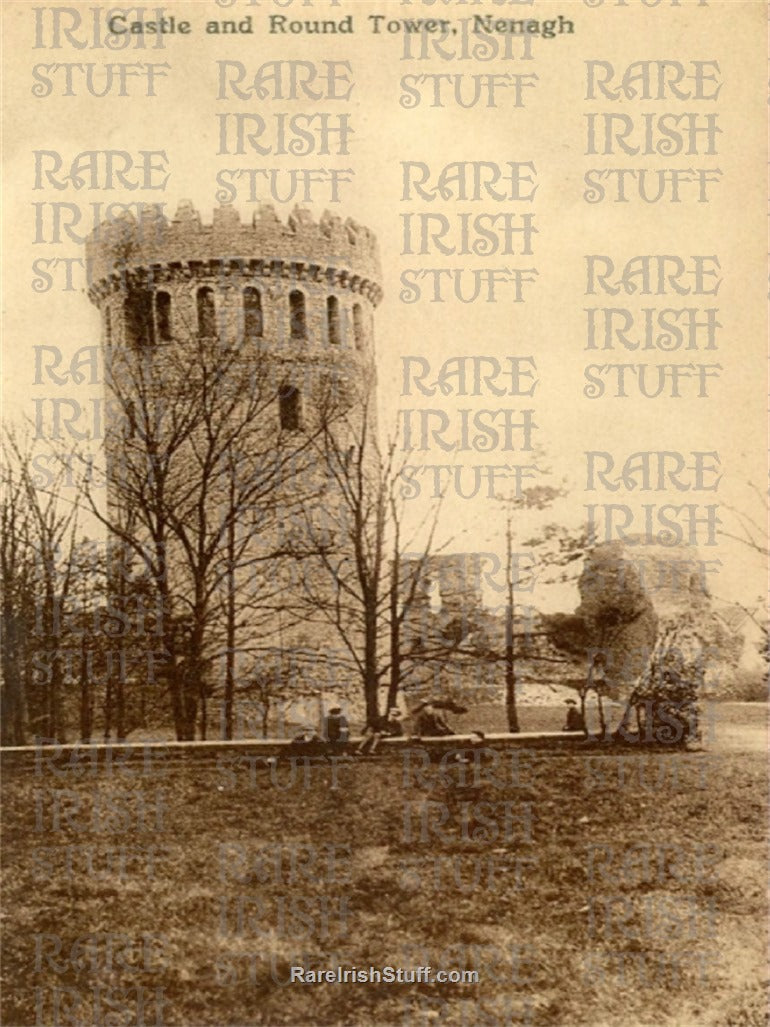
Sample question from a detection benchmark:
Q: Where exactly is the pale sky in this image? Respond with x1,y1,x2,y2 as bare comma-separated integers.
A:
2,0,766,615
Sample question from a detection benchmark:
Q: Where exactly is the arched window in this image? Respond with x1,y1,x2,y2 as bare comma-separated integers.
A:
197,286,216,337
243,287,263,337
124,289,154,348
326,295,341,345
279,386,301,431
126,400,136,439
289,290,306,341
353,303,365,350
155,291,172,342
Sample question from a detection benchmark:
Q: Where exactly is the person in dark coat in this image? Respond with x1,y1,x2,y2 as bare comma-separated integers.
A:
323,707,349,749
383,707,404,738
563,698,586,732
414,702,453,738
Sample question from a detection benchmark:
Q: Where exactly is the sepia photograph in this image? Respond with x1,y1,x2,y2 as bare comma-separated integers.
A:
1,1,767,1024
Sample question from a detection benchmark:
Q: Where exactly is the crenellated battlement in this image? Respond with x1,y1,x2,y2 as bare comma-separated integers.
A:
86,200,382,301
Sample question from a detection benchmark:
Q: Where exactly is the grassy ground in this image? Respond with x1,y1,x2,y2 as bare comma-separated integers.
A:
430,698,767,745
2,707,767,1027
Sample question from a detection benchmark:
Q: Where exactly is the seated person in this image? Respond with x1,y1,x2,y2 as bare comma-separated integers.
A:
289,727,323,757
382,707,404,738
562,698,586,732
356,707,403,755
414,702,454,738
292,728,320,742
323,706,349,748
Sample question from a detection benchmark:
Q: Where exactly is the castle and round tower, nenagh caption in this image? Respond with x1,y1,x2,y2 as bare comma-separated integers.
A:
85,201,383,729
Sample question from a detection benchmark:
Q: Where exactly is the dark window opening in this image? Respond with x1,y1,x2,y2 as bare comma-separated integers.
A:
327,295,341,345
124,289,155,348
197,286,216,337
244,287,263,337
279,386,301,431
289,290,306,341
104,307,111,345
126,400,136,439
353,303,365,350
155,291,172,342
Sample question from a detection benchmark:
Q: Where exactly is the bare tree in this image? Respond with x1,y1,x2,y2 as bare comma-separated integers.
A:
718,480,769,662
719,480,769,559
498,483,571,731
1,431,82,743
77,318,323,740
289,386,446,729
0,436,36,745
403,484,590,733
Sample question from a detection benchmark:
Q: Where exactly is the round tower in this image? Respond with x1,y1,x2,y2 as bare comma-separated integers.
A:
86,200,382,392
87,200,383,542
84,202,384,730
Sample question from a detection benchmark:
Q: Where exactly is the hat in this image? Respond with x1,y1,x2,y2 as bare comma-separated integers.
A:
329,706,342,714
565,699,577,705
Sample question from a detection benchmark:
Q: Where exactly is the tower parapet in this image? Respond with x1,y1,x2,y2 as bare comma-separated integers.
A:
86,201,382,305
86,201,382,361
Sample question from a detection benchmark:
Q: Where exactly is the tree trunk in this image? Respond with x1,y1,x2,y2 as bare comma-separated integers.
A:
387,566,400,712
1,614,25,745
505,642,519,733
104,674,113,742
364,605,380,728
78,636,92,743
152,540,185,740
199,687,207,741
168,662,185,741
223,647,234,741
223,502,236,740
505,519,519,734
50,652,65,743
115,648,126,742
615,696,635,740
18,645,29,746
181,674,198,741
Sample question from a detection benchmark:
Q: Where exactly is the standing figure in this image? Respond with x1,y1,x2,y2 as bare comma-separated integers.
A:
587,652,609,736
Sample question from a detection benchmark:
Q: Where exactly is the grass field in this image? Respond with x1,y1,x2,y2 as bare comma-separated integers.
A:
1,705,767,1027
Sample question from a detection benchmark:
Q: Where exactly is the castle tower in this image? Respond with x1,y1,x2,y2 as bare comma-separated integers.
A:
86,200,381,387
86,200,382,485
85,202,383,732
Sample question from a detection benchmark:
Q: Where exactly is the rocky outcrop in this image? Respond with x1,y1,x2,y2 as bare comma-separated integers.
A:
577,538,743,701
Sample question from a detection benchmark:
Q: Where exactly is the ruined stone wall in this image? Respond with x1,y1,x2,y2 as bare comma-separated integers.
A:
401,554,485,612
